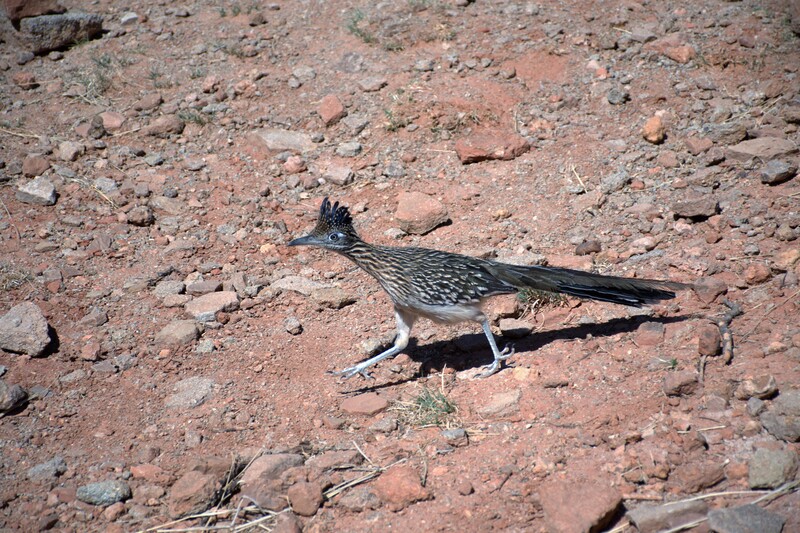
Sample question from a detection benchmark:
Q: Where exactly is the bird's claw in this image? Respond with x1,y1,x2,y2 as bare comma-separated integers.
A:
475,344,515,378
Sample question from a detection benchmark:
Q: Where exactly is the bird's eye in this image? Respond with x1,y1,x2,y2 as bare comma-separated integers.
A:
328,233,340,242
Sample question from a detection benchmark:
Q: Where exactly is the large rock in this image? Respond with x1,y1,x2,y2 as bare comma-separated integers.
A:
539,479,622,533
2,0,65,24
372,465,431,511
164,377,215,409
76,480,131,506
0,302,52,356
760,389,800,442
394,191,449,235
628,500,708,533
184,291,239,322
20,12,103,54
727,137,798,162
16,176,57,205
454,131,529,164
748,448,798,489
707,504,785,533
245,128,315,157
155,320,201,346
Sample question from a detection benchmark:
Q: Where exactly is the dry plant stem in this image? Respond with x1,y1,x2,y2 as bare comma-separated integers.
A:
0,127,41,139
742,288,800,340
0,198,21,239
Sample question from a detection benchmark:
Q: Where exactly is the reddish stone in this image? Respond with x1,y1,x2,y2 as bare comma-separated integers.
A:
642,115,666,144
2,0,64,23
22,156,50,177
372,465,431,511
287,481,323,516
12,72,37,89
318,94,346,126
538,480,622,533
341,392,389,416
697,325,721,356
685,137,713,156
167,471,220,518
666,45,697,64
744,263,771,285
394,191,449,235
454,131,529,164
100,111,125,131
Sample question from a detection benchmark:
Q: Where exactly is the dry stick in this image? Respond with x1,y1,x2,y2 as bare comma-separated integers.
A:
0,198,21,239
0,127,40,139
741,288,800,340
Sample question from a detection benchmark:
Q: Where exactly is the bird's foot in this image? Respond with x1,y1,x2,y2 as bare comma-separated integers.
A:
475,345,515,378
330,364,374,380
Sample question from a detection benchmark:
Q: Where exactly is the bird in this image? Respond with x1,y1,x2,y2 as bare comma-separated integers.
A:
288,197,691,379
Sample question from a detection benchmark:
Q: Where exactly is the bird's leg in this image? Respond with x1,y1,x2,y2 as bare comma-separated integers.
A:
333,309,416,379
475,318,514,378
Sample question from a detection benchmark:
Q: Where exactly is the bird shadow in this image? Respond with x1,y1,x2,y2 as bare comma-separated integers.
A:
338,313,693,394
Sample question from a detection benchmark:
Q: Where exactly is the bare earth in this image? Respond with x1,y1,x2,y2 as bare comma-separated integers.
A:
1,0,799,531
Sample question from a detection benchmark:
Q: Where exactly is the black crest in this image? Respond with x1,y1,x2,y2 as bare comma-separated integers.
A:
318,197,355,233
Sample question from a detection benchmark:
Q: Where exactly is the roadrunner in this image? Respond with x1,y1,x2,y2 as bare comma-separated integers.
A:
289,198,690,379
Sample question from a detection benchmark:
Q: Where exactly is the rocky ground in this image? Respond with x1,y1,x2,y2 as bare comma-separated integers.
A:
1,0,800,531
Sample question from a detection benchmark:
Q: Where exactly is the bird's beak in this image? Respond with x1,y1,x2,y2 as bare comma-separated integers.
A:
288,235,315,247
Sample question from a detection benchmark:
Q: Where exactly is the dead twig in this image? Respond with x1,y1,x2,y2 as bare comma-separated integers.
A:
741,288,800,340
0,198,21,239
0,127,41,139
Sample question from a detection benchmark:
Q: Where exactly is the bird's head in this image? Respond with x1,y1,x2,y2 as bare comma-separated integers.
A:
288,197,361,251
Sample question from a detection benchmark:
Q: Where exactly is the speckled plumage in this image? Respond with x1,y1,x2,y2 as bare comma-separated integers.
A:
289,197,690,379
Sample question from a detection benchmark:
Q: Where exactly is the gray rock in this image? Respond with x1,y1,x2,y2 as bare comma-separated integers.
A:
672,197,719,220
382,161,406,178
310,287,356,309
0,302,52,356
27,456,67,481
342,115,370,134
155,320,201,346
120,12,139,25
707,504,785,533
16,176,57,205
628,500,708,533
324,165,353,186
0,379,28,413
248,128,315,154
607,88,629,105
57,141,84,161
164,376,214,408
760,160,797,185
748,448,798,489
441,428,469,447
600,170,631,193
184,291,239,322
76,480,132,506
154,280,186,298
270,276,330,296
284,316,302,335
92,177,117,193
144,153,164,166
760,389,800,442
358,76,387,92
335,142,363,157
20,12,104,54
127,205,155,226
414,59,435,71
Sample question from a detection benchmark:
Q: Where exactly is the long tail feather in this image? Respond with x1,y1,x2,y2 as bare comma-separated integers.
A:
489,263,690,307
